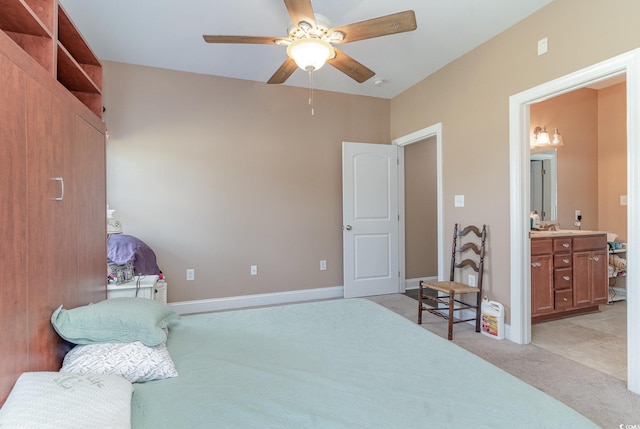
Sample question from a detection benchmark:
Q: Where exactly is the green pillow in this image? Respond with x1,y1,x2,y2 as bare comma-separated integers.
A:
51,298,179,346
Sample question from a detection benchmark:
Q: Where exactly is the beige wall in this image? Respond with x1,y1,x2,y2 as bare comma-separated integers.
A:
598,82,628,242
104,0,640,316
530,88,600,231
390,0,640,321
104,62,390,302
404,137,438,279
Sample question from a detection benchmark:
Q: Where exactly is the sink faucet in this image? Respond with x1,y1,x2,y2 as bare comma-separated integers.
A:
540,222,560,231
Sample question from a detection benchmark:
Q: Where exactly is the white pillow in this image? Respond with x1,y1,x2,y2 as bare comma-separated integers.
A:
0,372,132,429
61,341,178,383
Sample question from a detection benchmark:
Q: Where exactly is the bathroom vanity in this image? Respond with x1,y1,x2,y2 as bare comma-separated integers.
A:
531,230,608,323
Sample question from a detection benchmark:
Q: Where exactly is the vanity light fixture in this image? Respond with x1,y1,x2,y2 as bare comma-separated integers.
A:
551,127,564,146
531,126,564,148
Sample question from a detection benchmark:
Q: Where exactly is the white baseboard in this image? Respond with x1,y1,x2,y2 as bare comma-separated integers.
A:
168,285,344,315
405,276,438,290
169,284,514,341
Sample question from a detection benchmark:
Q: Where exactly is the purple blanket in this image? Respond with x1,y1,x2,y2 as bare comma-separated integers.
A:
107,234,161,275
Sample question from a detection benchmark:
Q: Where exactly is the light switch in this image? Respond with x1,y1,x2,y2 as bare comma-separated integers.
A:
538,37,548,56
621,195,628,206
454,195,464,207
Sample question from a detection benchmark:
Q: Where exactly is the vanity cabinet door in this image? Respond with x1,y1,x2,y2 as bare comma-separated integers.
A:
590,249,608,304
573,236,608,307
573,249,608,306
573,251,592,306
531,254,554,316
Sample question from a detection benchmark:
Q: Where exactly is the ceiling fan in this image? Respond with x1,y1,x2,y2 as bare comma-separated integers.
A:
203,0,417,84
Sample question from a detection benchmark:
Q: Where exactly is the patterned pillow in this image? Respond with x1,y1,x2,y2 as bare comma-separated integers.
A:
61,341,178,383
0,372,132,429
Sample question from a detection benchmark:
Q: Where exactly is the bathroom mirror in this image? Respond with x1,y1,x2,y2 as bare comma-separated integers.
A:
530,149,557,221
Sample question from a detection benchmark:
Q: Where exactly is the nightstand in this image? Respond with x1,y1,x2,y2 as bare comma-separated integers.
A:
107,275,167,304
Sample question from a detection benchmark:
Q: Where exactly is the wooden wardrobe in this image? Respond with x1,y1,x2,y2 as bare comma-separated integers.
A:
0,1,106,404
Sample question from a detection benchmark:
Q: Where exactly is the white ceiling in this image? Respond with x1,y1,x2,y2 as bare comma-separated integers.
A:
59,0,553,99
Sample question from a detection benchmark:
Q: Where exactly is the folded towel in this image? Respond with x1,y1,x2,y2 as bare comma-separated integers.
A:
609,255,627,271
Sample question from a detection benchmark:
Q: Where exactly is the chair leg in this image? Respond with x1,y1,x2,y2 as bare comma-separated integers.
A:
447,291,455,340
475,294,482,333
417,283,423,324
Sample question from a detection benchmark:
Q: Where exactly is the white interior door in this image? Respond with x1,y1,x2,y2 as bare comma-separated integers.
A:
342,142,399,298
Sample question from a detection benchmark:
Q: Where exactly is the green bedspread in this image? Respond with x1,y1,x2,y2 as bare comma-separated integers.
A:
131,298,597,428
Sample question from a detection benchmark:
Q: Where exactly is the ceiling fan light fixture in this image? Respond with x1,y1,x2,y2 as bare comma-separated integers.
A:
286,38,335,71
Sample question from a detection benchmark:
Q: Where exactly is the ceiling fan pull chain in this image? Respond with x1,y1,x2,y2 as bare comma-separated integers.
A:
308,69,315,115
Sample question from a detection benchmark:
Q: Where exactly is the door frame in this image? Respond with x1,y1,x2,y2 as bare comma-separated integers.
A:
394,123,444,289
509,48,640,393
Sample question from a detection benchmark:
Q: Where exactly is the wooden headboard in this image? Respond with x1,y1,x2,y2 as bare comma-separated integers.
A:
0,25,107,404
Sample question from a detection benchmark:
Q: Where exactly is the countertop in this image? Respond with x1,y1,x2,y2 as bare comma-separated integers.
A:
530,229,607,238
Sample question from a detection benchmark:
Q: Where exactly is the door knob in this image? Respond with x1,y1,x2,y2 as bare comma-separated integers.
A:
343,225,353,231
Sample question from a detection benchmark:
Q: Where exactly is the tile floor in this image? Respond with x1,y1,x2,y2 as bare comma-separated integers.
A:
531,301,627,380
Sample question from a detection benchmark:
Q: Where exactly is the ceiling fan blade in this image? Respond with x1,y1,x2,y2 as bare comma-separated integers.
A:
267,57,298,84
330,10,417,44
327,48,375,83
203,35,285,45
283,0,316,28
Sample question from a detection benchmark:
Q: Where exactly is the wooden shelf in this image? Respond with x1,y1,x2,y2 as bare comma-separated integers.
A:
0,0,52,36
0,0,102,117
0,0,54,72
56,42,99,93
4,30,53,71
57,6,98,66
56,4,101,116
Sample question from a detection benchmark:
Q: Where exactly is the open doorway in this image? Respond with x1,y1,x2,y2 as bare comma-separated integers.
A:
508,48,640,394
527,79,628,381
394,124,444,291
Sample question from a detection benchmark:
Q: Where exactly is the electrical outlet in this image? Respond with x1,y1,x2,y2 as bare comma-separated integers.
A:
454,195,464,207
320,260,327,271
575,210,581,221
250,265,258,276
186,269,195,281
468,274,476,287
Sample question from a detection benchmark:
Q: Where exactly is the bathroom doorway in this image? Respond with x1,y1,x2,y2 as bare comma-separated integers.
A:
508,48,640,394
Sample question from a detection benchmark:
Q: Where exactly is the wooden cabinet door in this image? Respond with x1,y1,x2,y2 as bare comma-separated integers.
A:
573,251,592,307
74,115,107,304
25,79,77,371
0,51,29,403
591,249,608,304
574,249,608,306
531,254,554,315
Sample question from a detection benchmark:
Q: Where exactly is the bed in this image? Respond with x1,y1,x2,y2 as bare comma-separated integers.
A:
134,298,595,428
1,298,597,428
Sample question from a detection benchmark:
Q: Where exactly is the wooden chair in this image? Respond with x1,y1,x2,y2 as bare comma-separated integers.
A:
418,224,487,340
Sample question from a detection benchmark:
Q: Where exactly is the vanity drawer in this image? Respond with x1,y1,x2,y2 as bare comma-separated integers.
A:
554,254,572,268
573,235,607,252
553,238,572,253
555,289,573,310
554,268,573,289
532,238,552,255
